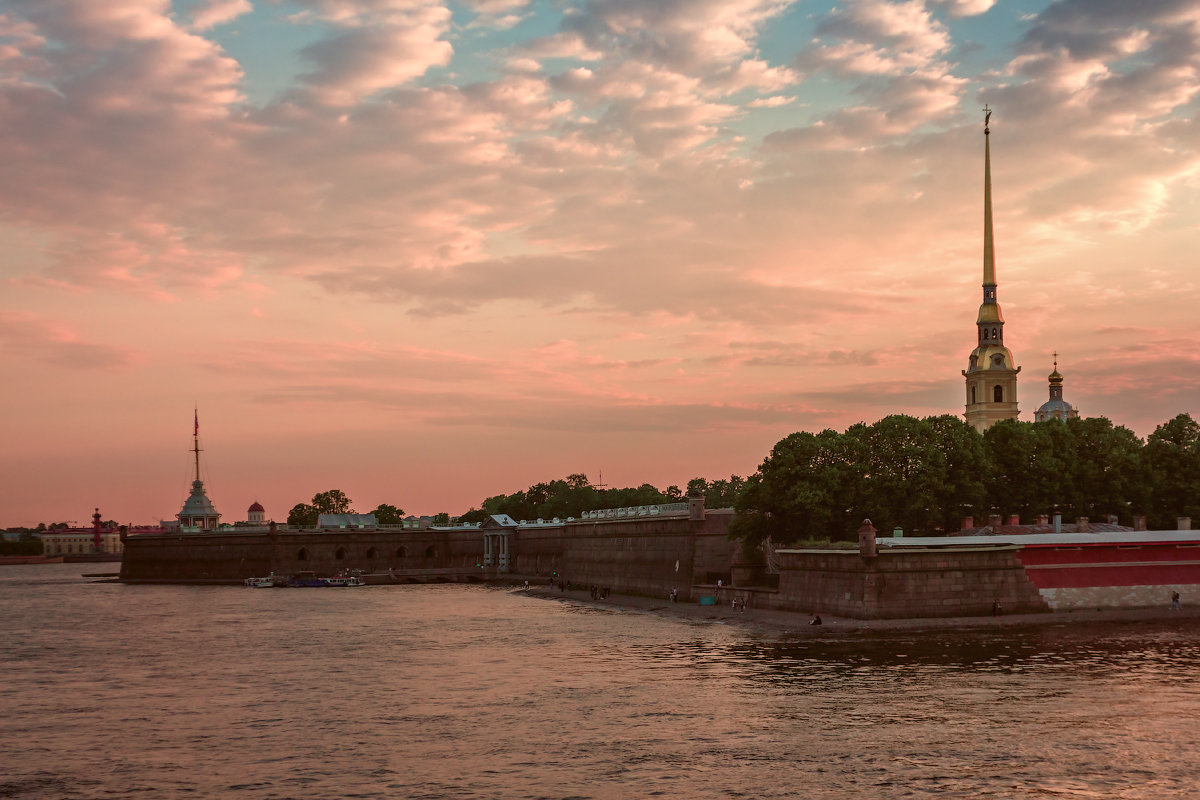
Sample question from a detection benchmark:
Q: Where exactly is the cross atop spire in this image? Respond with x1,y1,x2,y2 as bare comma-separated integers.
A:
983,104,991,134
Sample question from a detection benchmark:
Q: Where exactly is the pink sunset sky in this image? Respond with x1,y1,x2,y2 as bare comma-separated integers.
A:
3,0,1200,527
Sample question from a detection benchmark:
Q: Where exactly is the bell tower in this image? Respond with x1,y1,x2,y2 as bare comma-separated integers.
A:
963,106,1020,433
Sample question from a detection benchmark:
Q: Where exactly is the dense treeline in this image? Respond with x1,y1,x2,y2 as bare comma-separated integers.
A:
456,473,744,524
731,413,1200,545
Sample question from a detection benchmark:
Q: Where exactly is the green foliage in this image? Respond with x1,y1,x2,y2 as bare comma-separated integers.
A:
432,512,451,524
1144,414,1200,529
733,412,1190,546
311,489,354,515
370,503,405,524
461,473,744,523
287,503,317,527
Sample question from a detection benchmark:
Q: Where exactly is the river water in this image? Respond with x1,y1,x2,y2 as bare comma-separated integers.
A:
2,563,1199,799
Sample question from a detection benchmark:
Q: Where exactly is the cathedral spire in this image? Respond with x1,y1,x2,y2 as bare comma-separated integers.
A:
983,105,995,291
963,106,1020,433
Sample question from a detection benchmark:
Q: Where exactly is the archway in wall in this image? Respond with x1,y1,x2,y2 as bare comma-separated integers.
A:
297,548,309,561
395,546,407,558
366,547,378,559
335,547,346,561
425,546,438,558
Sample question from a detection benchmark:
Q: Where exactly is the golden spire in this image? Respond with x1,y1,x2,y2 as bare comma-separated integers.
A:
983,104,995,288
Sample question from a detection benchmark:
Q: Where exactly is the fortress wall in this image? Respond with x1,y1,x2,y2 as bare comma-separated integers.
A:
120,528,484,583
771,547,1049,619
510,513,737,599
120,512,737,592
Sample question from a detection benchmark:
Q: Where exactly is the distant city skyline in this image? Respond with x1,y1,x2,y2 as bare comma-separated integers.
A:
3,0,1200,526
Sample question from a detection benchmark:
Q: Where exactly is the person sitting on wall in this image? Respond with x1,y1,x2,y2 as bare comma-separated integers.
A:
809,614,822,626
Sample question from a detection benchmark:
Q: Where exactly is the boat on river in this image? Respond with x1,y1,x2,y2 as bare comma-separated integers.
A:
243,573,276,588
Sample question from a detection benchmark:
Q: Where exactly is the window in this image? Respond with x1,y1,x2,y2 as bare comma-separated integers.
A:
970,386,976,404
991,328,998,339
982,328,988,340
297,547,309,561
993,385,1003,402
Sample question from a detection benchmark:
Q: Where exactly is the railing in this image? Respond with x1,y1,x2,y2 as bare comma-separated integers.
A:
577,502,690,520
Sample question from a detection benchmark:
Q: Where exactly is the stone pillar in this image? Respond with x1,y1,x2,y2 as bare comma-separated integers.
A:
857,519,877,558
1035,514,1049,526
688,492,706,521
483,534,493,567
1133,515,1147,531
1178,517,1191,531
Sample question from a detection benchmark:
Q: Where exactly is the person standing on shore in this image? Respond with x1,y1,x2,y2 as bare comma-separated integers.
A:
1172,590,1181,610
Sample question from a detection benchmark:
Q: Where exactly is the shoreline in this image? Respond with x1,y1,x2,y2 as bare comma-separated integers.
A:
520,584,1200,636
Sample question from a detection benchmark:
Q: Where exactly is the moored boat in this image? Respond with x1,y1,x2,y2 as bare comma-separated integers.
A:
243,572,276,588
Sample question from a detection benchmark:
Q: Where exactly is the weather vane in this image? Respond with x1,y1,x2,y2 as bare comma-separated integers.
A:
983,104,992,134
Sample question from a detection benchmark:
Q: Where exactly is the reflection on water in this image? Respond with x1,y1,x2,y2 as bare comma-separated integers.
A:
1,563,1198,799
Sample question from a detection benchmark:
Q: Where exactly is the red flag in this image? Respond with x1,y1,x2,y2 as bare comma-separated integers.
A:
194,410,199,436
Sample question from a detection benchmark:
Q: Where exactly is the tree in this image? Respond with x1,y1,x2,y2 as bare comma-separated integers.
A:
312,490,354,515
432,512,451,524
732,428,858,546
1143,413,1199,528
370,504,405,524
287,503,317,527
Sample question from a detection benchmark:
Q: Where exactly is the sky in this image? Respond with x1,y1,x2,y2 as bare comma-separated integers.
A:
3,0,1200,527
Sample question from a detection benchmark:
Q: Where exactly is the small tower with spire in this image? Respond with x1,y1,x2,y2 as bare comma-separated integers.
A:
177,409,221,531
1035,353,1079,422
963,106,1020,432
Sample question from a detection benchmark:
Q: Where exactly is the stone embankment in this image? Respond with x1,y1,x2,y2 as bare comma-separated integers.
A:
521,584,1200,635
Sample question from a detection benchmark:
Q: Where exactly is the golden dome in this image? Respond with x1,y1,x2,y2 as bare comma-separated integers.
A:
976,302,1004,323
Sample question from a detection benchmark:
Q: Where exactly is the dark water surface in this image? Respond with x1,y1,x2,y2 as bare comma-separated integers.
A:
2,564,1199,799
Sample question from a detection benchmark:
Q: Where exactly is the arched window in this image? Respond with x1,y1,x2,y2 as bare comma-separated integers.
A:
366,547,378,559
993,385,1003,402
970,386,976,404
991,328,998,339
982,328,988,340
425,546,438,558
297,547,309,561
334,546,346,560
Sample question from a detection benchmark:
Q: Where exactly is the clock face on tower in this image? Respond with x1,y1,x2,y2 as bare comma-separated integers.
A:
991,353,1005,368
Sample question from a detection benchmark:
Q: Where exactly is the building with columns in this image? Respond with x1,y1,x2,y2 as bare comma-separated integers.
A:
963,108,1020,432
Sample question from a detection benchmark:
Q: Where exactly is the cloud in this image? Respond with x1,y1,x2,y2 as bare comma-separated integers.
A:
0,311,141,369
190,0,252,31
292,1,454,104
